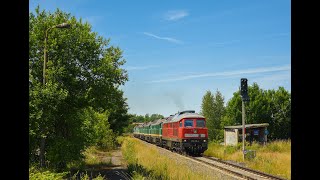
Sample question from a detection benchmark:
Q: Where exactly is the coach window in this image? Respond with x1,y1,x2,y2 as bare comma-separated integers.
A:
184,119,194,127
196,119,205,127
179,121,182,127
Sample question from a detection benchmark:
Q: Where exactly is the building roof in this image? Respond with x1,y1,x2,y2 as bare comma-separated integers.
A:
224,123,269,129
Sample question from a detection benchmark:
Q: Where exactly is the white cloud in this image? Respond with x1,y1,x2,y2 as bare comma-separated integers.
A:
250,71,291,90
125,65,160,71
164,10,189,21
149,64,291,83
143,32,183,44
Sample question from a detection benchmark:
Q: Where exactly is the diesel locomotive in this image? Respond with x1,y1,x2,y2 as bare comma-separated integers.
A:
133,110,208,155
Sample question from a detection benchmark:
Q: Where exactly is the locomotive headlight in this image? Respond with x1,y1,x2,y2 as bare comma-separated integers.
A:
183,139,187,142
203,140,206,142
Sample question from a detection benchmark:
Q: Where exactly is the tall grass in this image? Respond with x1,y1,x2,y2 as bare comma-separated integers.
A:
204,140,291,179
121,137,213,180
82,146,112,166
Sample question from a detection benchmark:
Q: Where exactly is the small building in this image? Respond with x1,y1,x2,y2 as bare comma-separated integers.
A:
224,123,269,146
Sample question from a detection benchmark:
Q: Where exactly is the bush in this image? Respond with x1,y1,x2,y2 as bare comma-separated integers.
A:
224,145,240,155
29,166,68,180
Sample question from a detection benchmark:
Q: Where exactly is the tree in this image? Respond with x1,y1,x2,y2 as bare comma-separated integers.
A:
266,87,291,139
222,83,270,126
245,83,270,124
221,83,291,140
221,91,242,127
200,91,215,141
212,90,225,141
149,114,164,122
29,6,129,169
201,90,225,142
129,114,145,123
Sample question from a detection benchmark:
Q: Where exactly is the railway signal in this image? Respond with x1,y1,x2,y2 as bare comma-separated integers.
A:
241,78,250,102
240,78,249,160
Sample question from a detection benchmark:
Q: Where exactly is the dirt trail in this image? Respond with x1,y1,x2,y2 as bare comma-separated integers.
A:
71,148,130,180
102,149,130,180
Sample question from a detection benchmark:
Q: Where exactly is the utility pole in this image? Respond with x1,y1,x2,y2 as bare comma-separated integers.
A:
40,22,71,168
242,100,246,159
240,78,249,160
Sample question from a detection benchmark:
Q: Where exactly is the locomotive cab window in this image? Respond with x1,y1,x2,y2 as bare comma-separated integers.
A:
184,119,194,127
179,121,182,127
196,119,205,127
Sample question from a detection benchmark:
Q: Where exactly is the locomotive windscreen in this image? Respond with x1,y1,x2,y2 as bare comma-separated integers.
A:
196,119,205,127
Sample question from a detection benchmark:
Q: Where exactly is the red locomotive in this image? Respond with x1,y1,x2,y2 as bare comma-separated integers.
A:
134,110,208,155
161,110,208,155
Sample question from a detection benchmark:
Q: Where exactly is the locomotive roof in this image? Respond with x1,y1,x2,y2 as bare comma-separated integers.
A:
150,118,167,125
163,111,205,123
135,118,166,128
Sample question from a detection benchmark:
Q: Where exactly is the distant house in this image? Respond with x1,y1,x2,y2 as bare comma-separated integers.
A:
224,123,269,146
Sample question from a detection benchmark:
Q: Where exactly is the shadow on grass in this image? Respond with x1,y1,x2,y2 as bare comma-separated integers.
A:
67,162,130,180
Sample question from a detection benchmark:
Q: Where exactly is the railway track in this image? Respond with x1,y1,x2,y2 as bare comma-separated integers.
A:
191,156,286,180
135,137,287,180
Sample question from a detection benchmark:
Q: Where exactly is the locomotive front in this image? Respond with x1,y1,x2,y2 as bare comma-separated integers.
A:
178,113,208,155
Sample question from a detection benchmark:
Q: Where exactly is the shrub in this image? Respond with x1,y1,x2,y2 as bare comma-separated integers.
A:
29,166,68,180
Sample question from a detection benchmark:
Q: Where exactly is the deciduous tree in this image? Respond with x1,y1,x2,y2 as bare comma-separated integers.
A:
29,6,129,169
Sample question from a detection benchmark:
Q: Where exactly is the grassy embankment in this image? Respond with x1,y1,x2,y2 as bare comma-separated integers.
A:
29,146,112,180
119,136,213,180
203,140,291,179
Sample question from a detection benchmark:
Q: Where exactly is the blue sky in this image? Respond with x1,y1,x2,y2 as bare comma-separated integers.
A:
29,0,291,117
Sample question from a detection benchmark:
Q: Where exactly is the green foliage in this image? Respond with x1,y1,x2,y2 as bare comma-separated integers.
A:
70,171,105,180
224,144,241,155
116,135,126,145
124,123,136,133
148,114,165,122
29,166,68,180
132,170,146,180
201,90,225,142
221,92,242,127
222,83,291,139
266,87,291,139
29,6,128,170
201,91,214,141
130,113,164,123
81,107,116,150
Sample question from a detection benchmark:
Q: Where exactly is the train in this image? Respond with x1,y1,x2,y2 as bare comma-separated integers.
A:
133,110,208,155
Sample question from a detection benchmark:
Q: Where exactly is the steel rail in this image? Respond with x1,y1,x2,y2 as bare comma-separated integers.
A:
134,136,287,180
